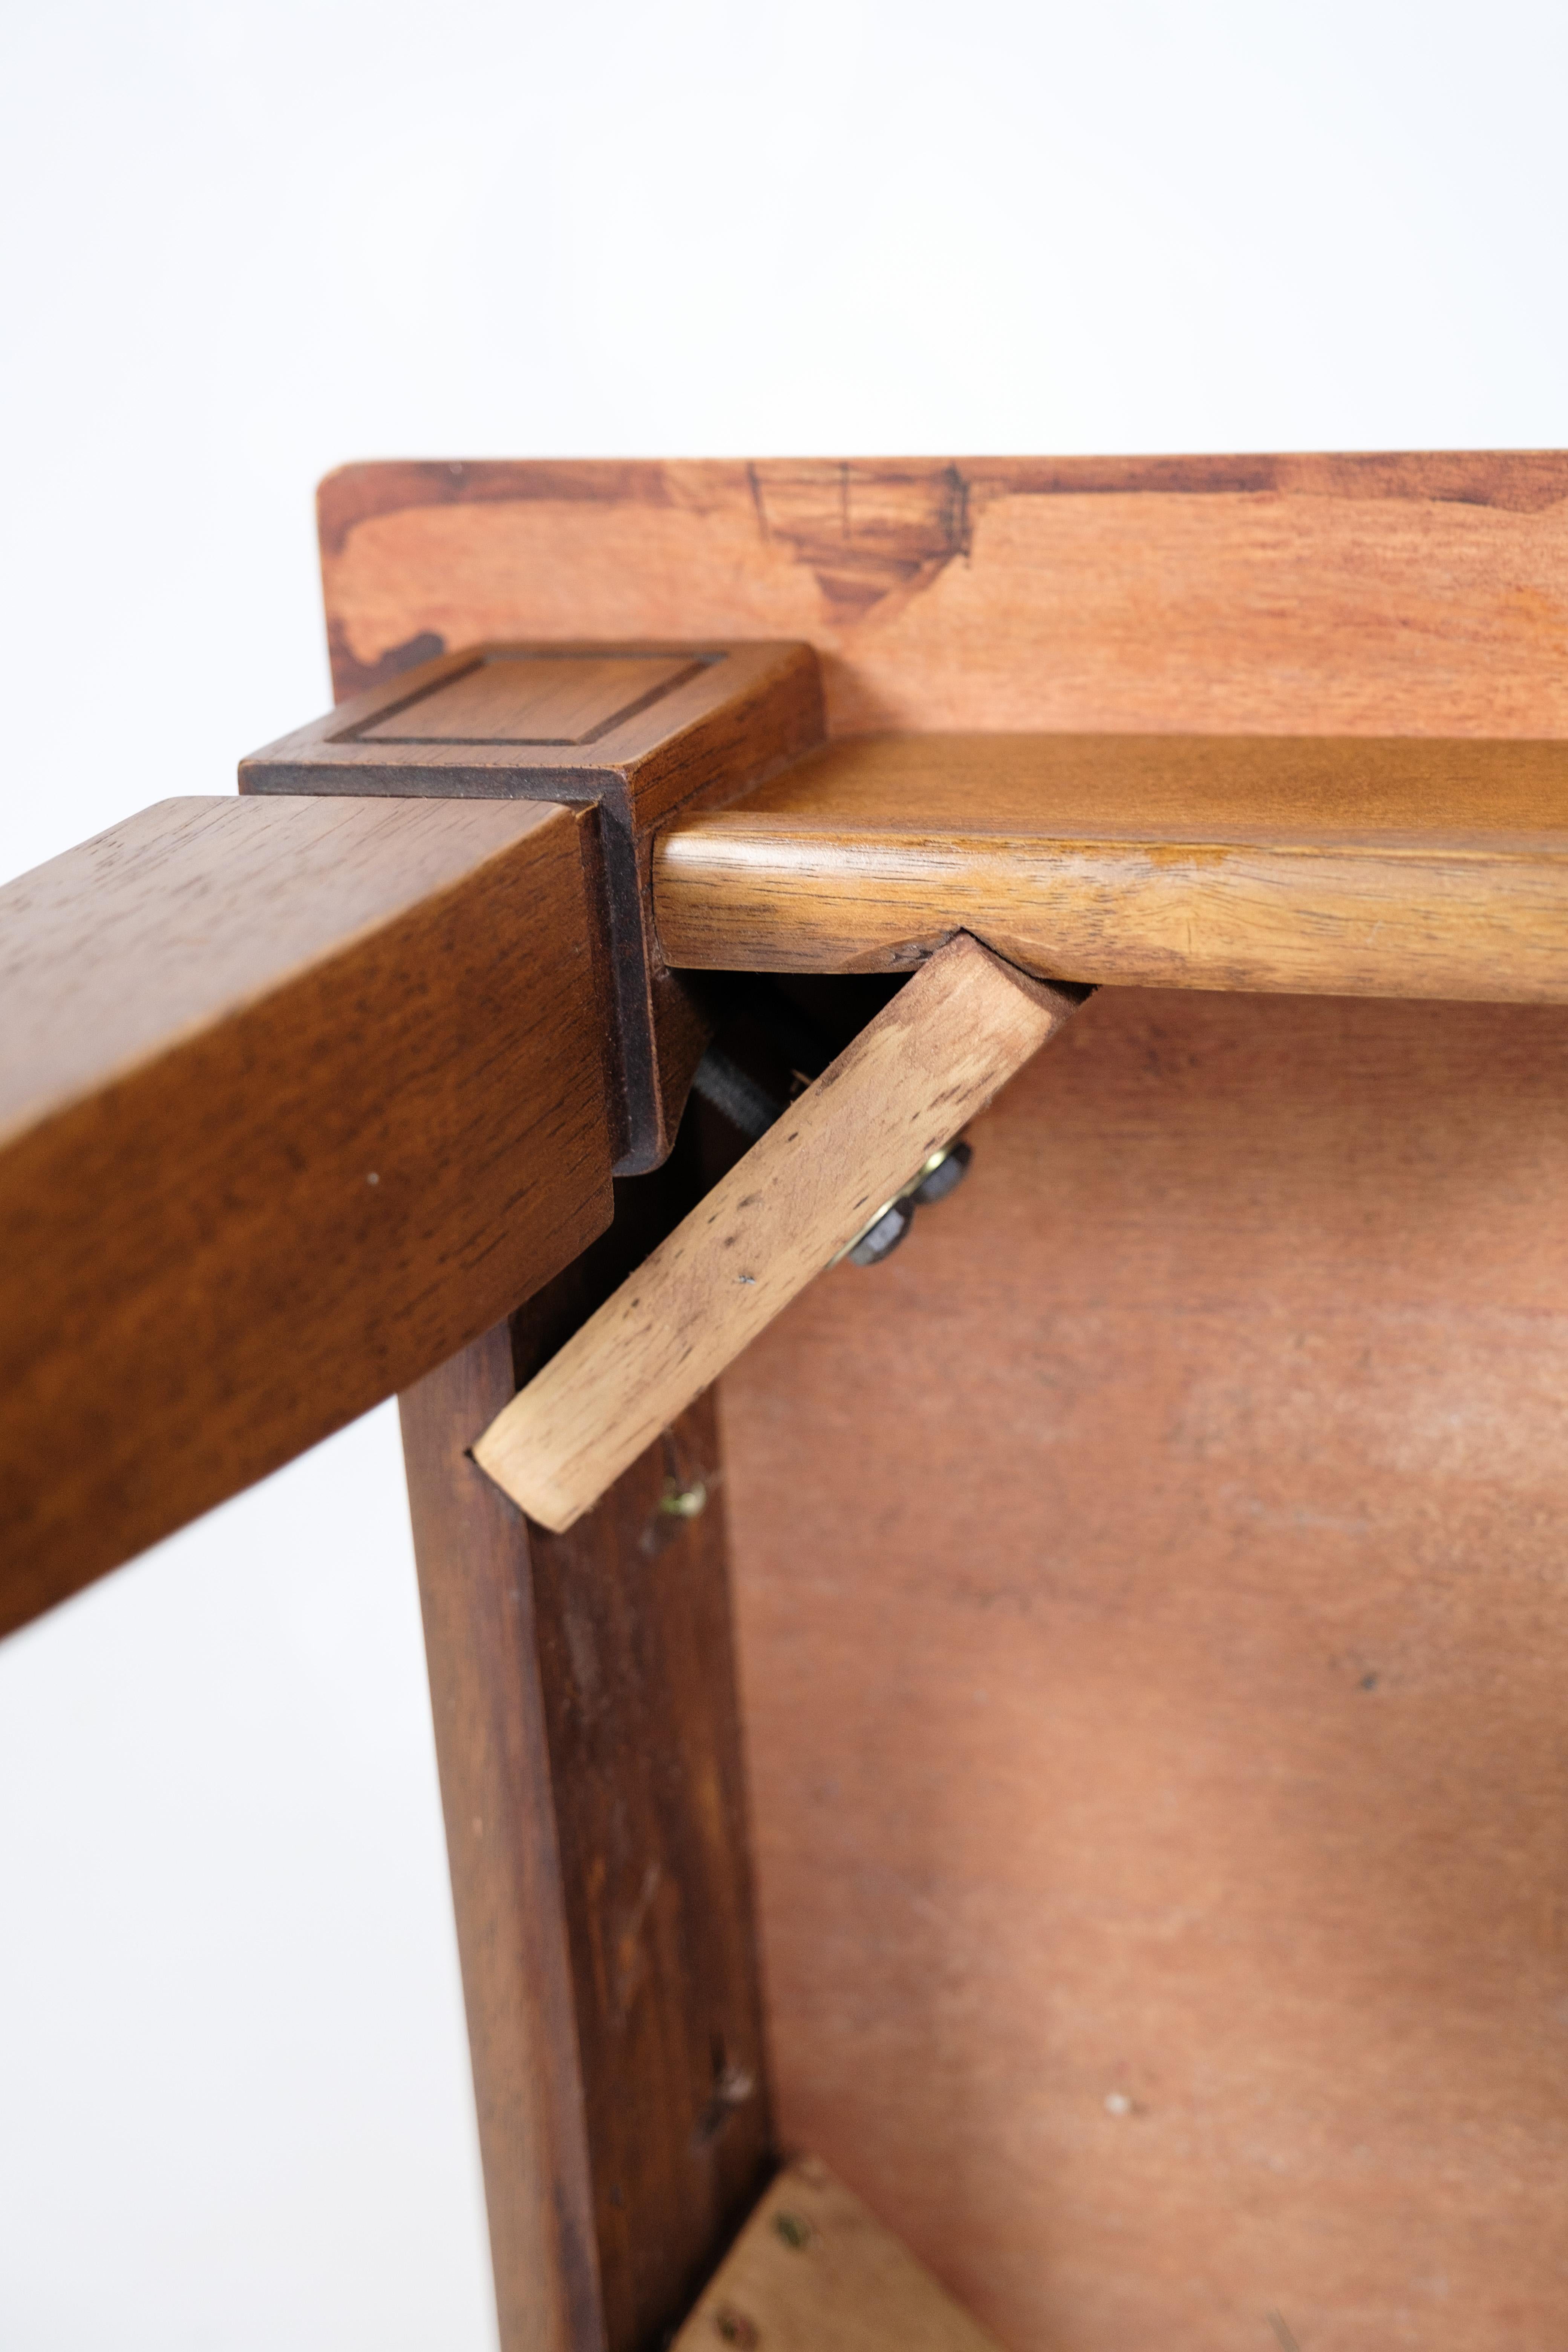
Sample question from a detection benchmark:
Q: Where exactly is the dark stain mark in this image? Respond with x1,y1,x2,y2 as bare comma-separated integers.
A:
741,462,975,624
959,449,1568,515
746,462,770,545
319,451,1568,582
326,621,446,704
691,2035,756,2149
317,457,698,558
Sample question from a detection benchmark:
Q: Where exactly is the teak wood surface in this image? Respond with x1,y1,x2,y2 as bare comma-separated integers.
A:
655,732,1568,1001
319,453,1568,2349
317,452,1568,739
243,641,822,1171
0,792,611,1634
475,936,1082,1531
671,2158,1003,2352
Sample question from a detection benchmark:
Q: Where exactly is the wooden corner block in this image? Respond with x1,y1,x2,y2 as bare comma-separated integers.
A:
472,936,1084,1532
672,2156,1004,2352
240,639,824,1171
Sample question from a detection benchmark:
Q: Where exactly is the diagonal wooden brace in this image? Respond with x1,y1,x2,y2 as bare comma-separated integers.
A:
472,935,1086,1531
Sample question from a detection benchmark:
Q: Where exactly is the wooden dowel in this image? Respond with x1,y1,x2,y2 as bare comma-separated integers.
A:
472,936,1084,1532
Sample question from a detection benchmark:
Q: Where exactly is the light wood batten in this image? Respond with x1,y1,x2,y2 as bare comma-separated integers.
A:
472,936,1083,1531
671,2157,1004,2352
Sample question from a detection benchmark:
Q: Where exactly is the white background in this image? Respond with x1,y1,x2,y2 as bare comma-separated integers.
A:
0,3,1562,2344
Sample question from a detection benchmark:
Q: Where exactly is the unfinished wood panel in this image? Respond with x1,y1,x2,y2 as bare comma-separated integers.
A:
317,454,1568,740
672,2157,1003,2352
474,939,1082,1530
244,639,824,1172
719,986,1568,2352
655,731,1568,1001
0,793,611,1635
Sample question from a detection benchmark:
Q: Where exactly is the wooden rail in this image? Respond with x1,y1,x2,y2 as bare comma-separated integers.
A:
0,791,613,1635
11,725,1568,1625
474,936,1083,1530
654,732,1568,1000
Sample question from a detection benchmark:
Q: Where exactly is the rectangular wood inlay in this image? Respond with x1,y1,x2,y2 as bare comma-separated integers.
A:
358,653,706,746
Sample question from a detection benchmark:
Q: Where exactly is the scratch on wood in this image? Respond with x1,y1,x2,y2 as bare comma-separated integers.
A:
747,463,770,545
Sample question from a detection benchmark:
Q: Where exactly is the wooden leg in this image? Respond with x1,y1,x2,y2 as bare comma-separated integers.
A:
525,1386,772,2351
401,1325,771,2352
400,1325,603,2352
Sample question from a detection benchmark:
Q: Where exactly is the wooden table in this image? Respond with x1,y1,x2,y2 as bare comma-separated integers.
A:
5,452,1566,2352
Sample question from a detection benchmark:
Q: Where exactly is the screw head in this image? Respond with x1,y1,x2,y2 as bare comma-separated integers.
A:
846,1196,915,1266
909,1138,972,1207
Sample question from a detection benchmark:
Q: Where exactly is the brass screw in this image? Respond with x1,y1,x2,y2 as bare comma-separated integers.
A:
657,1480,707,1519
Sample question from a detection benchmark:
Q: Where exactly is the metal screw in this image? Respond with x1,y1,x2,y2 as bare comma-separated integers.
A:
845,1197,915,1266
691,1046,785,1141
657,1481,707,1519
842,1137,974,1268
909,1138,972,1207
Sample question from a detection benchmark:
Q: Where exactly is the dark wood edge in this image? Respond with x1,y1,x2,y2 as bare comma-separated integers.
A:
240,640,825,1176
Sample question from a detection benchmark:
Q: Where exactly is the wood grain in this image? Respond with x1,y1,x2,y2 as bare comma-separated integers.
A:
655,732,1568,1001
524,1387,772,2352
400,1326,605,2352
358,652,703,744
314,453,1568,2340
404,1298,771,2352
316,454,1568,738
671,2157,1003,2352
0,793,612,1634
243,640,824,1173
721,986,1568,2352
472,937,1083,1531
